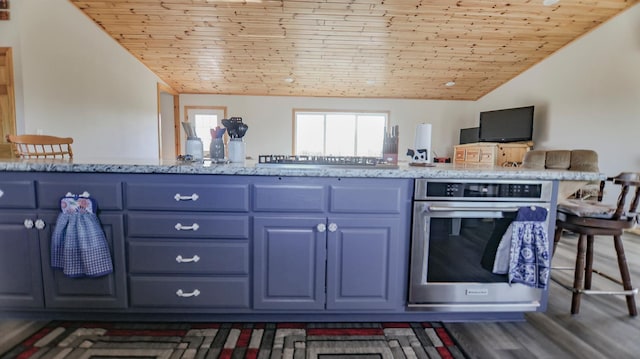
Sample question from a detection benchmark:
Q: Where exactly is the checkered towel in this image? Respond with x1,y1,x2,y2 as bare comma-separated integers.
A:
51,196,113,277
507,206,550,289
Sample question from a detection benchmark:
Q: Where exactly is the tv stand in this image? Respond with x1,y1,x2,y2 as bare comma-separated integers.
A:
453,142,532,166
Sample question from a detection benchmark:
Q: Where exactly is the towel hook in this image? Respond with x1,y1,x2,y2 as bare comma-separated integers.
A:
65,191,91,198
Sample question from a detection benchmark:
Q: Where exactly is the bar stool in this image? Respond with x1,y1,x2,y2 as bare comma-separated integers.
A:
553,172,640,316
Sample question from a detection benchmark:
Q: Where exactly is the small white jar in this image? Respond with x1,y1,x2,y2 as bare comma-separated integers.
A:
228,138,245,163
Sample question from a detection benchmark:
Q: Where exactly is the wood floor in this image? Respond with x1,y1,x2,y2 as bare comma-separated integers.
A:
1,231,639,358
445,230,640,359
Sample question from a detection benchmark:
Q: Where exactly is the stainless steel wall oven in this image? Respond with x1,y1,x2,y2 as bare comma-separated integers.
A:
408,179,554,312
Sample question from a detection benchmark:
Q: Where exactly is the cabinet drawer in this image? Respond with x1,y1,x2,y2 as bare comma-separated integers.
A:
0,180,36,209
330,184,405,214
454,149,466,162
128,241,249,275
127,213,249,239
126,183,249,212
253,184,326,212
464,149,480,162
479,151,495,164
38,181,123,210
129,276,249,308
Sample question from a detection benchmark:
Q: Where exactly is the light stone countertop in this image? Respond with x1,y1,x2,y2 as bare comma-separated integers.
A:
0,158,604,181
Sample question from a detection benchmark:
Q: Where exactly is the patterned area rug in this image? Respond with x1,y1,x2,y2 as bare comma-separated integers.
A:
4,321,468,359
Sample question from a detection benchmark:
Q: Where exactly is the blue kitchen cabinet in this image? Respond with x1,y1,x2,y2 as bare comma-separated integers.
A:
326,216,404,310
36,174,128,309
252,177,412,311
0,212,44,308
0,177,42,308
38,212,128,309
125,175,252,311
0,173,127,310
253,216,327,310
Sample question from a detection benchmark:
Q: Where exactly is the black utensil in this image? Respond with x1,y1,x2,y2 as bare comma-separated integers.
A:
237,123,249,138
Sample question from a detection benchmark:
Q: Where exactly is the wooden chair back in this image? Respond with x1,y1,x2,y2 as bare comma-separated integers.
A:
608,172,640,221
6,134,74,159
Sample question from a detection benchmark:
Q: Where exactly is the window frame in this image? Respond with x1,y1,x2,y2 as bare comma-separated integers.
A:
292,109,390,157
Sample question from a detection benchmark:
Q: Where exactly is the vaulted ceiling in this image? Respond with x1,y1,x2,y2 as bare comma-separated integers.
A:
70,0,637,100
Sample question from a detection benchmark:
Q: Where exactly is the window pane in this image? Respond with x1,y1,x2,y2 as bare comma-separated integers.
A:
296,114,325,156
294,111,387,157
326,114,356,156
195,114,218,153
356,115,386,157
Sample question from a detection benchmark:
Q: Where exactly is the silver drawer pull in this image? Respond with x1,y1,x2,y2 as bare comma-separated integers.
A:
176,289,200,298
175,223,200,231
174,193,199,201
176,255,200,263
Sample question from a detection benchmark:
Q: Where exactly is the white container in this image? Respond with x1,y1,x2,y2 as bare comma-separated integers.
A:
413,123,432,163
228,138,245,163
185,137,203,161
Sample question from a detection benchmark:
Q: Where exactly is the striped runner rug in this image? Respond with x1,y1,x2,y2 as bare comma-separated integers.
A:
3,321,468,359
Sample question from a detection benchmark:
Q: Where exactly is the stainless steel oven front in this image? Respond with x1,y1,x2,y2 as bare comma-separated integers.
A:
408,179,554,312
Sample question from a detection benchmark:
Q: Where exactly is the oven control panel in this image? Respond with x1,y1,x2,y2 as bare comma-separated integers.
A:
415,179,552,202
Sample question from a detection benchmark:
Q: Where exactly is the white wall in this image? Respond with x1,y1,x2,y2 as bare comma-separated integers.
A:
2,0,162,160
178,95,472,161
475,4,640,177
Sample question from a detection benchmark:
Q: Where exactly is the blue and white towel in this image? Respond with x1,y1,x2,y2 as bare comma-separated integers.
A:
50,195,113,277
493,206,550,289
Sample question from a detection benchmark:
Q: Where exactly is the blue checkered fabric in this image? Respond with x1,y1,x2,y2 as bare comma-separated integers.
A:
51,197,113,277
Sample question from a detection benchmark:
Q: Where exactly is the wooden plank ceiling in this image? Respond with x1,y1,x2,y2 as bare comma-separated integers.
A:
70,0,637,100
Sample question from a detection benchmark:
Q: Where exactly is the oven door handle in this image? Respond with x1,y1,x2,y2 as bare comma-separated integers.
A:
428,205,521,212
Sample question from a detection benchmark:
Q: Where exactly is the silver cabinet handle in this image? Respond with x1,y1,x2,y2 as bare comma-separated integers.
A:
316,223,326,232
24,219,34,229
176,255,200,263
176,289,200,297
35,219,46,230
328,223,338,232
175,223,199,231
174,193,199,201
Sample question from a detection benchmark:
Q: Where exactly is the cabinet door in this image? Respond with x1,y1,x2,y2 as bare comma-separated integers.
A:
326,217,404,310
0,212,44,308
39,212,128,309
253,216,326,310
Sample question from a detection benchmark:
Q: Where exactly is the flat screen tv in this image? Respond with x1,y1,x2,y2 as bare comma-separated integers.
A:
459,127,479,144
478,106,534,143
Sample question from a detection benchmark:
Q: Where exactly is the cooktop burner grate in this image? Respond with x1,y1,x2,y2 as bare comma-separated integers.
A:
257,155,396,168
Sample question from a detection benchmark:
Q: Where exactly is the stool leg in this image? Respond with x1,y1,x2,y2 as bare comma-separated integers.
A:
571,234,587,314
613,235,637,316
553,224,563,257
584,235,595,290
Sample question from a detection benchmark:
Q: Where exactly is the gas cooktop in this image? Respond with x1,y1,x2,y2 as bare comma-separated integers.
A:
257,155,398,169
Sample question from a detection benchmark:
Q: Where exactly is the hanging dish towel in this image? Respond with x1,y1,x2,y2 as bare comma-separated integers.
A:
501,206,550,289
50,194,113,277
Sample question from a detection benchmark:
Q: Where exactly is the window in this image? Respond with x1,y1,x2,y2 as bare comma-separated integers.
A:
294,110,388,157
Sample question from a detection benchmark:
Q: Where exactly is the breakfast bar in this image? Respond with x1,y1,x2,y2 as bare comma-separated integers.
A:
0,159,603,322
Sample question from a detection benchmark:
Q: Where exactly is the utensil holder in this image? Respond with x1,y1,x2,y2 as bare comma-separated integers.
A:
185,137,203,161
228,138,245,163
209,138,225,160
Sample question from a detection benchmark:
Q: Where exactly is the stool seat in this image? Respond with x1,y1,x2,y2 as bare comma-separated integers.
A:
553,172,640,317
